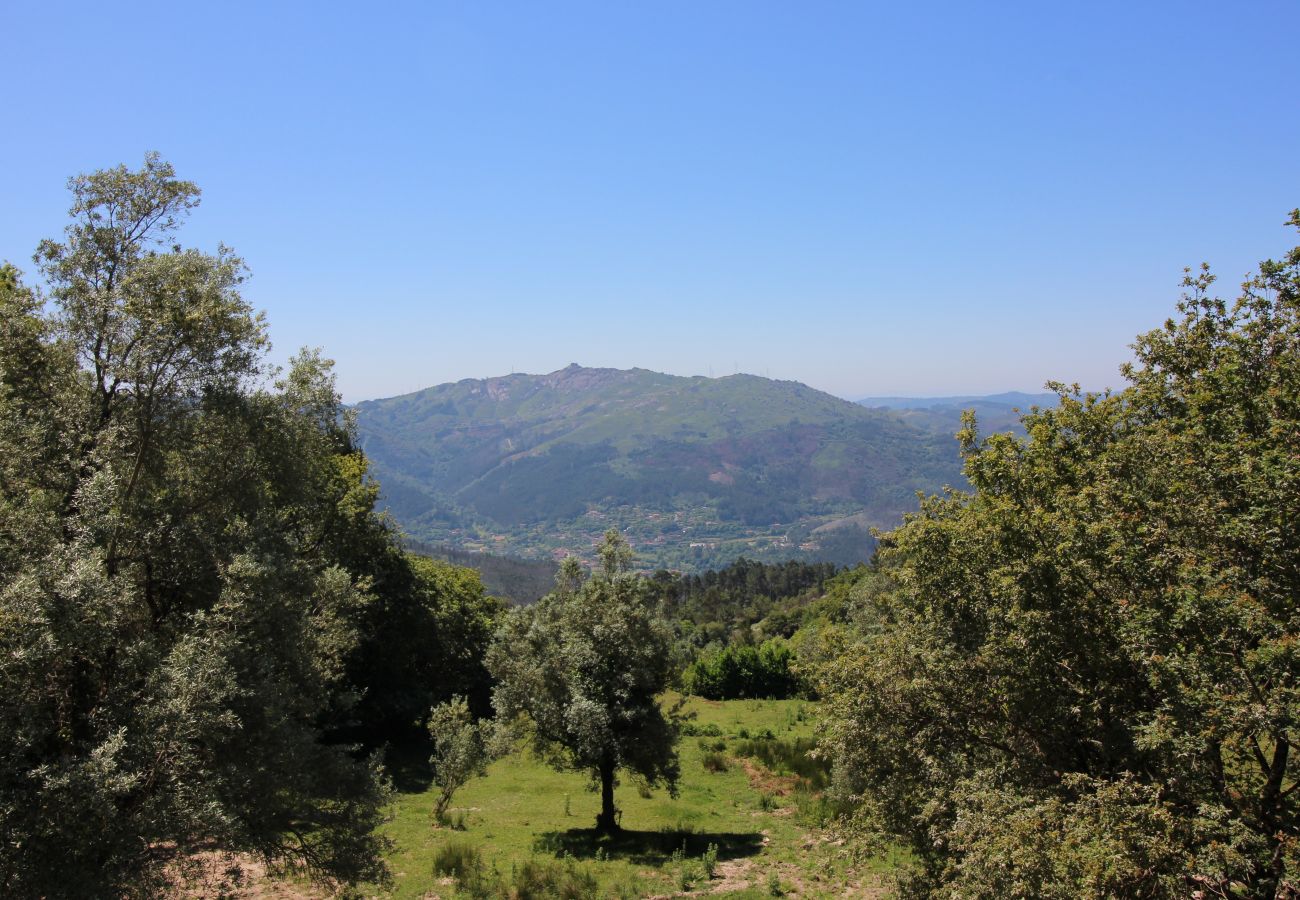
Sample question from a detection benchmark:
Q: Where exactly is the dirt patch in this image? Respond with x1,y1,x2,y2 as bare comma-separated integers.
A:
167,851,327,899
709,857,758,893
738,757,804,798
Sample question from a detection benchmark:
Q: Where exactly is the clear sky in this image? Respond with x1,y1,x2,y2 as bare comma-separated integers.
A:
4,1,1297,402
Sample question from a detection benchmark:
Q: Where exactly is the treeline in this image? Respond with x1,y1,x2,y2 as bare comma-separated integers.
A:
405,539,557,605
648,557,836,645
650,557,870,701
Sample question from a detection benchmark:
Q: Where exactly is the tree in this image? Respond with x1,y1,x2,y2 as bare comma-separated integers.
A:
410,555,505,719
427,695,498,822
818,213,1300,897
487,530,680,832
684,639,801,700
0,156,397,895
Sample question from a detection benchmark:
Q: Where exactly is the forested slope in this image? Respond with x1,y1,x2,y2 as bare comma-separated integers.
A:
356,365,964,569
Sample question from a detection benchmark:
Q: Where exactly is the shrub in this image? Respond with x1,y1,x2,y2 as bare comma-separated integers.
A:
433,840,482,883
684,640,802,700
513,856,600,900
702,842,719,879
702,751,729,773
670,842,704,892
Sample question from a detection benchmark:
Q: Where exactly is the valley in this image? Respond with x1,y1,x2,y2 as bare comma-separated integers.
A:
355,365,1026,570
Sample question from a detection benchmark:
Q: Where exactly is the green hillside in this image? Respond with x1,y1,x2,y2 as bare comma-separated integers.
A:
356,365,965,569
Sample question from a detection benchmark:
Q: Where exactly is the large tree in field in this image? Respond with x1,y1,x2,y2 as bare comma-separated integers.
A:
820,213,1300,898
0,156,406,896
487,532,680,832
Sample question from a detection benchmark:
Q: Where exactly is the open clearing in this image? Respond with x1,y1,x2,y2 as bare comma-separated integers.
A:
372,696,898,898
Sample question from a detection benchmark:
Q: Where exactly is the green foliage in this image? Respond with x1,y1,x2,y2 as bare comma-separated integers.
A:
651,556,837,645
410,556,504,719
0,156,403,894
702,841,719,879
670,841,697,890
701,750,729,773
406,539,557,605
486,531,680,832
819,214,1300,897
685,639,802,700
733,736,829,790
511,855,601,899
354,365,964,570
433,840,483,882
428,696,499,822
434,842,604,900
668,839,719,890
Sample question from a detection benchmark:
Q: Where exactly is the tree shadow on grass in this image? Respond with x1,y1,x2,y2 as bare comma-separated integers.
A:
535,827,764,866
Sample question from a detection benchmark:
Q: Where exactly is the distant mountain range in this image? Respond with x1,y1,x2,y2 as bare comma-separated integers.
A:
857,391,1058,437
857,391,1058,410
354,366,1040,571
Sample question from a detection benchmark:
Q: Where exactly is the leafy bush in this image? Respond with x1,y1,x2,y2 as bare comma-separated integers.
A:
680,721,723,737
684,639,801,700
428,695,497,821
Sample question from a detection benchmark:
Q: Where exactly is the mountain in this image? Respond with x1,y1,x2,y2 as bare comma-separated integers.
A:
857,391,1058,410
355,365,967,571
857,391,1058,437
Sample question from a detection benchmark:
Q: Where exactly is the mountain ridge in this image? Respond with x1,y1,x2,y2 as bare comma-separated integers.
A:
355,366,976,570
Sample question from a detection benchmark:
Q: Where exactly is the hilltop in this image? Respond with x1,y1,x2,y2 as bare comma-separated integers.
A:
355,365,967,570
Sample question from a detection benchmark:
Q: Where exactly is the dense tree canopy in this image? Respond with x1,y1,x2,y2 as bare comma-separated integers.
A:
684,639,800,700
820,215,1300,898
0,156,470,896
487,532,680,832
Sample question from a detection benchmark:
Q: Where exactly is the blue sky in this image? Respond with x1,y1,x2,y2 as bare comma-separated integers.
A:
4,1,1297,402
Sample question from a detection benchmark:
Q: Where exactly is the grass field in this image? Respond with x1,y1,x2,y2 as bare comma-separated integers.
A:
373,696,900,898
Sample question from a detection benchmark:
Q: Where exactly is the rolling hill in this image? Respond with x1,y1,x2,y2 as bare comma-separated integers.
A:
355,365,975,570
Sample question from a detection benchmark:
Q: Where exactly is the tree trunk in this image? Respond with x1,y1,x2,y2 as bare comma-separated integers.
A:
595,758,619,832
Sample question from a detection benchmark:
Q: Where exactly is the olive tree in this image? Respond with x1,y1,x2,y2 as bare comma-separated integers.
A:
487,531,680,832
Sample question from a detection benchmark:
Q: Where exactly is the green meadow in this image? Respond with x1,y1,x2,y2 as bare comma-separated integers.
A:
376,696,900,898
